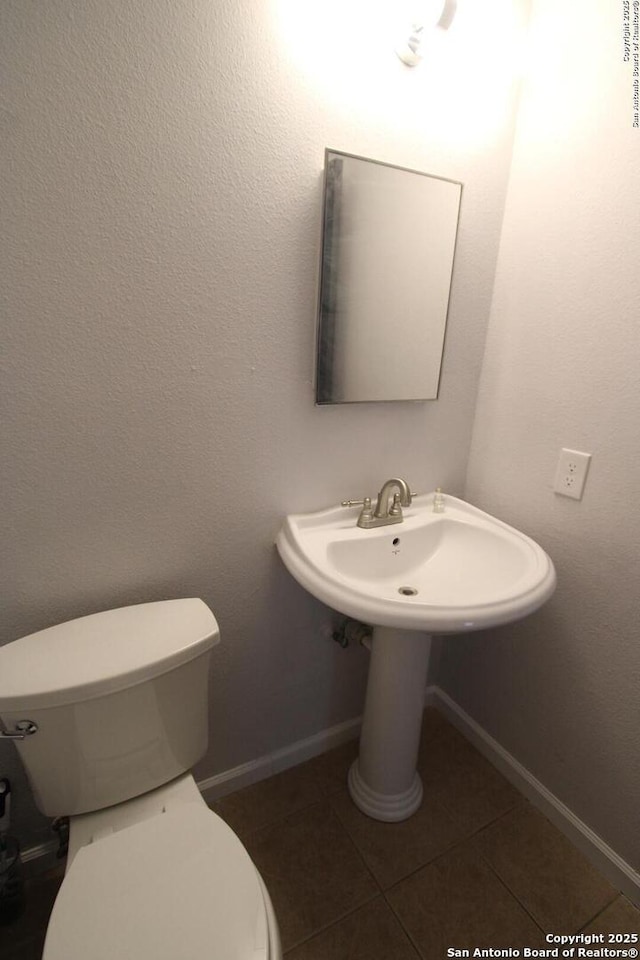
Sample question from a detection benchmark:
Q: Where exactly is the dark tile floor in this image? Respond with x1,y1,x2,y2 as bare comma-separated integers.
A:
2,709,638,958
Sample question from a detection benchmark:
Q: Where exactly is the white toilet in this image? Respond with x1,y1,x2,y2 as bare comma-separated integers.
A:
0,598,282,959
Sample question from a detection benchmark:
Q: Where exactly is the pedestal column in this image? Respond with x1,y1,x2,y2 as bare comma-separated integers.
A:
348,627,431,821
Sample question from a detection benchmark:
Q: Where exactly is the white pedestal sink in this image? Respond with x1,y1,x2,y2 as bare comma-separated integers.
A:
276,491,556,821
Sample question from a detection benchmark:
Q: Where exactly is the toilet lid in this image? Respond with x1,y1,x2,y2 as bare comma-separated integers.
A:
43,805,270,960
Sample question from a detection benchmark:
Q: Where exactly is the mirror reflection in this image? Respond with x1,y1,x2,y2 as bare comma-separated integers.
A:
316,150,462,404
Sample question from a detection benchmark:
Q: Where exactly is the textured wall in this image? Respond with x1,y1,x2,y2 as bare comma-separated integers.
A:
438,0,640,870
0,0,526,846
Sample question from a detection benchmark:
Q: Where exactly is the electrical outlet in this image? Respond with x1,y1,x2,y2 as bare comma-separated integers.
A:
553,448,592,500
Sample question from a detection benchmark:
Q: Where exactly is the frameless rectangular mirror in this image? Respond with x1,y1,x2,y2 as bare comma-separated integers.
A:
316,150,462,404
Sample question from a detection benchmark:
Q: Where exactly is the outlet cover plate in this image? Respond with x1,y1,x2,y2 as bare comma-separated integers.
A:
554,448,592,500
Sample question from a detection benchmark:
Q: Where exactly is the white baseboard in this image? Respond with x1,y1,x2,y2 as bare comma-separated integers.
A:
21,689,640,908
427,685,640,906
19,716,362,873
196,714,362,803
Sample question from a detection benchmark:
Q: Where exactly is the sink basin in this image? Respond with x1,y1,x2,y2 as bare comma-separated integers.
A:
277,492,556,633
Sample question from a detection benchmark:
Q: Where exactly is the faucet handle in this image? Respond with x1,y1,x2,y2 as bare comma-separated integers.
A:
341,497,373,527
389,492,403,517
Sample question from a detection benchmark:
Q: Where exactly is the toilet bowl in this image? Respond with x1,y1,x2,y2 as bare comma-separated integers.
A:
0,599,282,959
44,774,280,959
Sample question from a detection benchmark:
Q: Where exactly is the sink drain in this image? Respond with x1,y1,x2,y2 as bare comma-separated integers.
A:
398,586,418,596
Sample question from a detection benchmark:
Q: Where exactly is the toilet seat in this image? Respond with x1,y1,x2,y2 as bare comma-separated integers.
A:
43,804,271,959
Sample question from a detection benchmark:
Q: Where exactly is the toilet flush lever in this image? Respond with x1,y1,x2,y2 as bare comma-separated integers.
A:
0,720,39,740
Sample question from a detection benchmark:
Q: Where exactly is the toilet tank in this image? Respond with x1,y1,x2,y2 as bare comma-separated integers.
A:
0,599,219,817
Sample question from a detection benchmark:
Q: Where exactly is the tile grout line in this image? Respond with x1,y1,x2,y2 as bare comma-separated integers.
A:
212,795,327,847
211,767,351,845
376,797,525,901
281,890,381,956
325,797,385,896
377,820,550,953
324,785,474,895
249,795,384,955
430,690,640,904
574,892,626,934
468,809,624,937
383,887,427,960
474,847,550,936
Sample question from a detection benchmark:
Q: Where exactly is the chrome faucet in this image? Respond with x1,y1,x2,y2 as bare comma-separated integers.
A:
342,477,412,529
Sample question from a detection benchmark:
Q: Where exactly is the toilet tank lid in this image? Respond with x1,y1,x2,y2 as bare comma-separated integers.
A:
0,599,219,711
